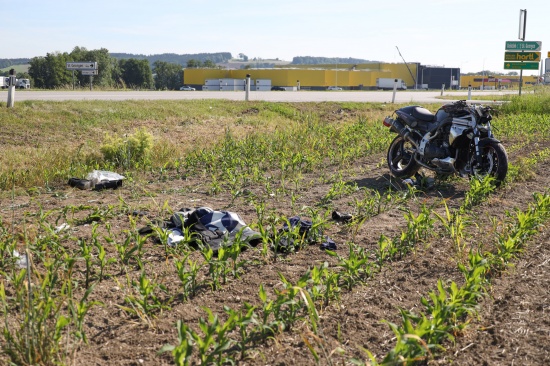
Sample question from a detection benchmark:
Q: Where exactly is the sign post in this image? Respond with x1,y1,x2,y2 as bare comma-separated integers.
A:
518,9,526,95
66,62,99,90
503,10,542,95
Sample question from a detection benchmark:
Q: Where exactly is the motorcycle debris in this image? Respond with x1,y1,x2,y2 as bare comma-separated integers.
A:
167,228,185,247
54,223,71,233
13,250,28,269
332,210,353,222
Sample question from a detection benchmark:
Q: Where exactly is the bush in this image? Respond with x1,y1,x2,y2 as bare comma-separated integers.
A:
100,128,153,168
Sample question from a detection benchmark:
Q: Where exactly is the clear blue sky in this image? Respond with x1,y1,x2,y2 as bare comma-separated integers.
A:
5,0,549,75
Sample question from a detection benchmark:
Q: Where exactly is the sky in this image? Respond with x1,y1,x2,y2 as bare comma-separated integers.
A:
4,0,549,75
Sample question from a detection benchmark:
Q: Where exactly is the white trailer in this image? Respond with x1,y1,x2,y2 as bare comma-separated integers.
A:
376,78,407,90
0,77,10,89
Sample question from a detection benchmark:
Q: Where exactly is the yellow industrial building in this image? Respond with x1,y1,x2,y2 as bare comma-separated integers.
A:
459,74,540,89
183,62,540,90
183,63,418,90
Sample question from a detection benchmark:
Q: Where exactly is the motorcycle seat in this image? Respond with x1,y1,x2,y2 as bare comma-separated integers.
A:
410,107,436,123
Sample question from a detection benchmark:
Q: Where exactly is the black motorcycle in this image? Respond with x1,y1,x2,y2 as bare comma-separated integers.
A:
382,100,508,184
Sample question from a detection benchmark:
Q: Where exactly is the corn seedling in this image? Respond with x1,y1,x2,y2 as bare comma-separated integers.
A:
328,242,372,290
120,271,171,322
224,303,259,360
461,175,497,212
320,179,359,205
174,254,203,301
160,320,194,366
224,237,248,280
302,206,330,242
433,201,467,260
65,282,101,344
256,284,280,337
398,205,435,256
94,238,116,282
0,262,78,366
307,261,341,307
375,234,399,268
73,204,116,226
270,273,308,331
106,222,145,270
200,246,226,290
185,307,238,365
78,236,94,289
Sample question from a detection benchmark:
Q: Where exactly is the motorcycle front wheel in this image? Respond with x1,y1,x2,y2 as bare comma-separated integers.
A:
470,141,508,185
387,135,420,178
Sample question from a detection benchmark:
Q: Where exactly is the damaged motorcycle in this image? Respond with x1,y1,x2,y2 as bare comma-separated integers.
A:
382,100,508,184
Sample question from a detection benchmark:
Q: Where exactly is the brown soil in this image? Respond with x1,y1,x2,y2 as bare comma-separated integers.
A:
0,136,549,366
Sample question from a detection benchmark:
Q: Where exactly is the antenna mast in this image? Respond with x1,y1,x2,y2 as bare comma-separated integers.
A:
396,46,417,89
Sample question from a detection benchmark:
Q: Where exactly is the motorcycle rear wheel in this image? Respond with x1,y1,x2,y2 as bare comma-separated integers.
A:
470,141,508,185
387,136,420,178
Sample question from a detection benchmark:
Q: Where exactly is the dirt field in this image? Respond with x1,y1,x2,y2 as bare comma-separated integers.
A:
0,106,549,366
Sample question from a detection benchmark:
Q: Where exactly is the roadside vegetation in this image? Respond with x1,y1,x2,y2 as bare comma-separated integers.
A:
0,91,549,365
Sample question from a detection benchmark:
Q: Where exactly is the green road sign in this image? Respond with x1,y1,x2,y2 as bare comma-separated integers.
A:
504,62,540,70
505,41,542,51
504,52,541,62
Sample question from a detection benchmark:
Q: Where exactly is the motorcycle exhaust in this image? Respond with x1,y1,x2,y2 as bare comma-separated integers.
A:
383,117,418,148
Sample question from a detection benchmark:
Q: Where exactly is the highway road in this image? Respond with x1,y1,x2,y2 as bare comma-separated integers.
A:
1,89,520,104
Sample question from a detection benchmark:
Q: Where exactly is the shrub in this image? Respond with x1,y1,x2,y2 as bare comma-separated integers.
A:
100,128,153,168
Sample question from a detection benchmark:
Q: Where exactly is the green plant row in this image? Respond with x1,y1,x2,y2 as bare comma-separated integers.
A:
365,190,550,365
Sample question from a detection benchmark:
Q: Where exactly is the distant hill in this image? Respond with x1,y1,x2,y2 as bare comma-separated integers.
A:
0,58,31,69
109,52,233,67
290,56,375,65
0,64,29,74
217,59,291,69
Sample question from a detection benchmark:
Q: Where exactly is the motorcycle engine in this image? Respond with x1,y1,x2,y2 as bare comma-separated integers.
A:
422,125,451,159
423,142,449,159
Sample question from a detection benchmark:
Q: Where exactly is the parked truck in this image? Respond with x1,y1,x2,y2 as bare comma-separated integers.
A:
376,78,407,90
0,77,30,89
16,79,30,89
0,77,10,89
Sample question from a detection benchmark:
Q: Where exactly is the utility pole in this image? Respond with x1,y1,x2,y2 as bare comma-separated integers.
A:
6,68,16,108
518,9,527,96
395,46,417,89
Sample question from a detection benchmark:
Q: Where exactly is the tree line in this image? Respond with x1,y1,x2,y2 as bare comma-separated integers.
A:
29,47,156,89
110,52,232,66
25,47,228,90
